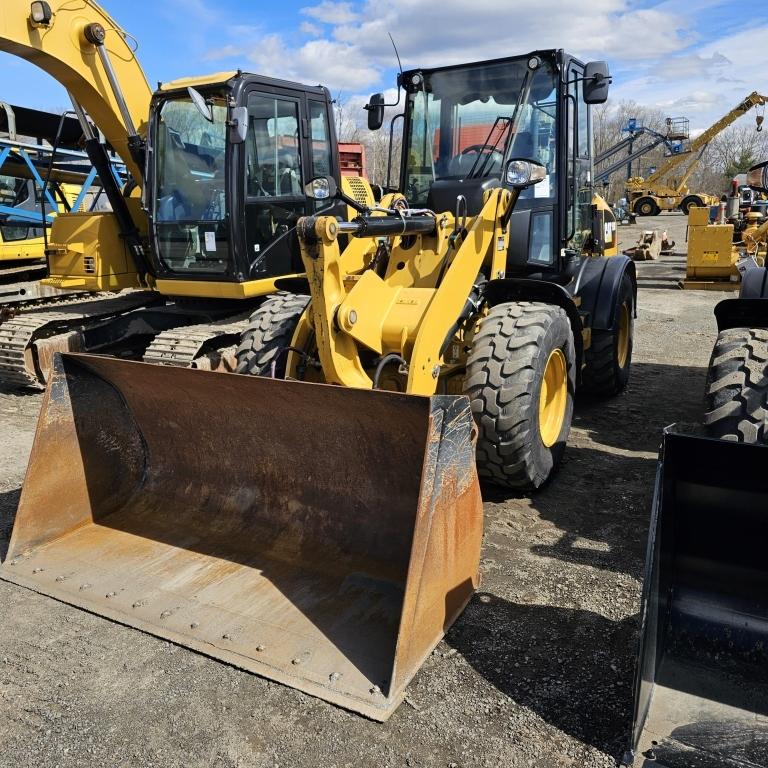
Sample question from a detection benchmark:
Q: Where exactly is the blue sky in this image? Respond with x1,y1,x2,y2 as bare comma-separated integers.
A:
0,0,766,131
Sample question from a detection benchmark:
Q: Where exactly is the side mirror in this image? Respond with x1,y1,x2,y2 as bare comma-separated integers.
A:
505,159,547,188
747,160,768,193
304,175,338,200
187,86,213,122
365,93,385,131
228,106,247,144
583,61,611,104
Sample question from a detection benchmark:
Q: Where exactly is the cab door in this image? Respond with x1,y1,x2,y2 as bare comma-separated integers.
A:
564,60,593,253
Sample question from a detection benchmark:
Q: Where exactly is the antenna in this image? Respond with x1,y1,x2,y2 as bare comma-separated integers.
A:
389,32,403,79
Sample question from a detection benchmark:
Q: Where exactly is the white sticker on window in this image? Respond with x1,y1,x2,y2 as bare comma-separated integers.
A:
204,231,216,252
534,175,550,198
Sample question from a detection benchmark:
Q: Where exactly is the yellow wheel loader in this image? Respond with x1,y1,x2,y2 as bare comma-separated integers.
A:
0,0,353,387
627,160,768,766
2,51,636,720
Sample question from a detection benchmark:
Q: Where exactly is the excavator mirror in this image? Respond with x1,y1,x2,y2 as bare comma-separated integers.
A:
746,160,768,193
583,61,611,104
505,159,546,188
366,93,385,131
187,86,213,123
304,175,338,200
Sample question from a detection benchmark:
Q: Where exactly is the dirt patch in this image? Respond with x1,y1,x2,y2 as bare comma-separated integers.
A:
0,212,732,767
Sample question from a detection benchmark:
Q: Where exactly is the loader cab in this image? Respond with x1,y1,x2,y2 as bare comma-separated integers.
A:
396,51,608,277
146,73,340,296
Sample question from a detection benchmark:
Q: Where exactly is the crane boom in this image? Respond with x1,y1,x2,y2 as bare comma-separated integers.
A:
636,92,766,190
0,0,152,184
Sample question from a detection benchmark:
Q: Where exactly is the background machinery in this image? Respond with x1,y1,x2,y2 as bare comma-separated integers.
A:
626,91,767,217
627,159,768,767
682,161,768,290
1,50,637,721
0,102,127,304
594,116,690,193
0,0,349,387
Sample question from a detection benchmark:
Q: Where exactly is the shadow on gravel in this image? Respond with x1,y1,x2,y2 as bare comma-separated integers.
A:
0,487,21,561
447,591,638,758
574,362,708,454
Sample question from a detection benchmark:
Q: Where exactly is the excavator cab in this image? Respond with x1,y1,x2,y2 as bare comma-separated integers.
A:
145,74,347,298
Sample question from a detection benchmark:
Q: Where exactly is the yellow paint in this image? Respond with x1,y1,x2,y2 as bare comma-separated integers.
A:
538,348,567,447
159,72,239,91
296,186,514,395
155,274,304,299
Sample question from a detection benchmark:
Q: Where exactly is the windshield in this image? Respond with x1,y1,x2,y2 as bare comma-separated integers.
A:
403,58,558,207
153,93,229,275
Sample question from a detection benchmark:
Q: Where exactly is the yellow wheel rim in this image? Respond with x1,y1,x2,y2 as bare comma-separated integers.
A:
539,348,568,448
617,302,631,369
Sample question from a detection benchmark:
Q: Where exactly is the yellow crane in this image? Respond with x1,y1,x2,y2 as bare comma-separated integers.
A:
627,91,767,216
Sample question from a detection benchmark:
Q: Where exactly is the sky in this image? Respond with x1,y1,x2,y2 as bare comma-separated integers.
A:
0,0,766,133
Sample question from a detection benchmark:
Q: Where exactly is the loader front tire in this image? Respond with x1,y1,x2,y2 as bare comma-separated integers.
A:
581,273,634,396
703,327,768,443
680,195,704,215
464,302,575,490
636,197,658,217
235,292,310,378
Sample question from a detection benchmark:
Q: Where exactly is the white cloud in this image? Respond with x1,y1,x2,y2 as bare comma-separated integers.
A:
246,36,379,91
302,1,360,25
300,21,322,36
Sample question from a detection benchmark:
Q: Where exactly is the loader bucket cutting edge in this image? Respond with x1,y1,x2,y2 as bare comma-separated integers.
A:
630,427,768,767
1,353,482,720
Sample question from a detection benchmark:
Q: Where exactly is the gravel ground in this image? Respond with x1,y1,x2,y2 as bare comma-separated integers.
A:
0,213,732,767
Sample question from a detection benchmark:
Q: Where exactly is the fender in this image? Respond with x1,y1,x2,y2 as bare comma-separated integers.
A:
575,254,637,331
714,267,768,331
714,298,768,332
483,277,585,373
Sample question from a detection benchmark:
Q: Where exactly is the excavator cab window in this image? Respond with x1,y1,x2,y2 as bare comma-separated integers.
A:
153,92,230,275
242,92,308,277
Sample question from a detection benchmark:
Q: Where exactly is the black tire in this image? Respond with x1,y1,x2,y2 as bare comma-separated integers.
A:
680,195,704,215
463,301,576,490
635,197,659,216
703,327,768,443
581,274,634,396
235,292,310,377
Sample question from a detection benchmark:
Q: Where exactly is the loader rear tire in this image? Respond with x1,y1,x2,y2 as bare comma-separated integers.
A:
703,327,768,443
235,292,310,378
580,274,634,396
463,301,575,490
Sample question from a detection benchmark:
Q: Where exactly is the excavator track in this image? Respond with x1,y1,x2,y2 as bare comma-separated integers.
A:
142,316,250,370
0,291,157,388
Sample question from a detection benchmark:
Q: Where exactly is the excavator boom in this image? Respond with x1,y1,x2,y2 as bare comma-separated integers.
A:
0,0,152,184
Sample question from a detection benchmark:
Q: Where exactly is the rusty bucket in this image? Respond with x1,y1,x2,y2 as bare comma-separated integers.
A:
1,353,482,720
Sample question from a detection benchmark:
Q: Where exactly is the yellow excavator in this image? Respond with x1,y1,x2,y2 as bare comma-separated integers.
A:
627,91,766,216
0,0,351,387
2,50,637,719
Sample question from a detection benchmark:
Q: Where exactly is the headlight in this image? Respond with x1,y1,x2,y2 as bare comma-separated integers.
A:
506,160,532,186
30,1,53,26
505,159,547,188
305,177,331,200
